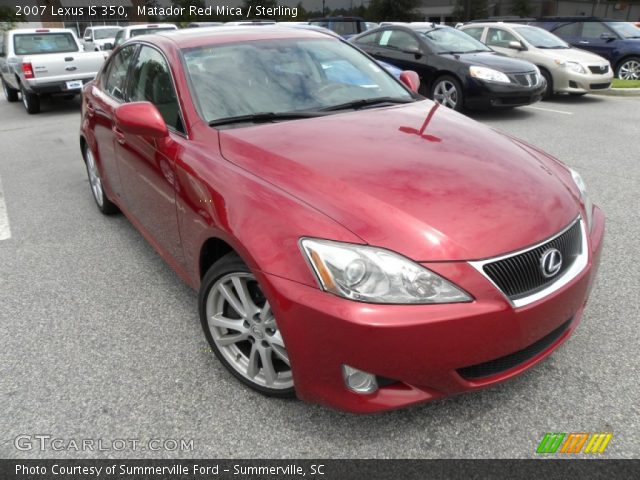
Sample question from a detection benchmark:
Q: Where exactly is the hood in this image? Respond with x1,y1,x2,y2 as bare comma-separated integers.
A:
544,47,610,66
442,51,536,73
219,101,580,261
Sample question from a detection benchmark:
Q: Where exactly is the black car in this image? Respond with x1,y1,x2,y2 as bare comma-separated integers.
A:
531,17,640,80
351,24,546,111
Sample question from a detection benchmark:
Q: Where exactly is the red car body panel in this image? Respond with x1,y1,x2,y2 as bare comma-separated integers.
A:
80,28,605,412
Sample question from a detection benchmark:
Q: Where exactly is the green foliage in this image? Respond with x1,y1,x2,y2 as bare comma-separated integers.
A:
510,0,534,18
367,0,421,22
453,0,489,22
0,6,25,31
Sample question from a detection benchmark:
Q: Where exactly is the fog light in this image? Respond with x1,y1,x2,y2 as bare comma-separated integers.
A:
342,365,378,394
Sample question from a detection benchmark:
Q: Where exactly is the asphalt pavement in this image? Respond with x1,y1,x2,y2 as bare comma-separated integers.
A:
0,93,638,459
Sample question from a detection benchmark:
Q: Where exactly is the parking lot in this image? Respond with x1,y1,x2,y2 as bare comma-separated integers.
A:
0,93,638,459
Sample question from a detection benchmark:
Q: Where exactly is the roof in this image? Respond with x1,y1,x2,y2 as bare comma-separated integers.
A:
151,26,331,49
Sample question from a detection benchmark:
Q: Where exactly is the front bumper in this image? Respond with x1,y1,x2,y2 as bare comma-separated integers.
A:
464,77,546,109
552,69,613,94
258,207,604,413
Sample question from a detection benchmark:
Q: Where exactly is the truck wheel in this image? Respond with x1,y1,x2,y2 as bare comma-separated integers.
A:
2,79,19,102
20,84,40,114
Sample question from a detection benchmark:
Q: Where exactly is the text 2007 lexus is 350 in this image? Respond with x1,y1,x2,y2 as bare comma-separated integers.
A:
79,27,604,413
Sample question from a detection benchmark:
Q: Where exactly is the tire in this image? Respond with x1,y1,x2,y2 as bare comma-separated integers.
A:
540,69,553,100
616,57,640,80
2,79,19,102
430,75,464,111
20,84,40,114
199,252,295,398
82,144,119,215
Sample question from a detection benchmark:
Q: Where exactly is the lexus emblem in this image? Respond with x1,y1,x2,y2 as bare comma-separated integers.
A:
540,248,563,278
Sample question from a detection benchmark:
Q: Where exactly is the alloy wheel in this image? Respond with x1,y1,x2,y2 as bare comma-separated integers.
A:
85,148,104,207
618,59,640,80
433,80,459,109
205,272,293,390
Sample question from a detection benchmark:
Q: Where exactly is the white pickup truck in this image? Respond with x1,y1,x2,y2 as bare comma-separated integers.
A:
0,28,108,114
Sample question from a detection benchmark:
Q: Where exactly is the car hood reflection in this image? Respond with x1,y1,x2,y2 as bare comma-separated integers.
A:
219,100,579,261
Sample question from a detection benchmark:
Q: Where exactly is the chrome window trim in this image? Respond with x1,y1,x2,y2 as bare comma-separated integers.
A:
469,216,588,309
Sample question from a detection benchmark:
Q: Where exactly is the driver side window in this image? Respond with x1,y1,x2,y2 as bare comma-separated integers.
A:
378,30,420,51
128,45,183,133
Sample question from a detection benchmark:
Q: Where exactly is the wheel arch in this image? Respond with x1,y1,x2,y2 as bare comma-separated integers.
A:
199,236,236,280
614,54,640,76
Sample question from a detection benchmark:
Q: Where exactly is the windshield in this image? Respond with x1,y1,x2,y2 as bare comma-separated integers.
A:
416,27,491,54
13,33,78,55
94,28,121,40
310,21,361,36
607,22,640,39
130,27,177,37
183,38,412,124
514,26,569,48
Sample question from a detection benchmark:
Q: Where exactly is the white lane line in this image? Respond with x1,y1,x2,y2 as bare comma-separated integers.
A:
524,105,573,115
0,176,11,241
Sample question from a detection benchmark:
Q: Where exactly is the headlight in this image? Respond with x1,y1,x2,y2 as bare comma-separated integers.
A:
469,66,511,83
300,238,471,304
570,169,593,231
555,60,586,74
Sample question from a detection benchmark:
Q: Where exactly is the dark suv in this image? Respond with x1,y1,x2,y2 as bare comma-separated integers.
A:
532,17,640,79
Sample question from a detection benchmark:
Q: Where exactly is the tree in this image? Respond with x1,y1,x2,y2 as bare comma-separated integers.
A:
367,0,421,22
0,6,25,31
452,0,489,22
510,0,534,18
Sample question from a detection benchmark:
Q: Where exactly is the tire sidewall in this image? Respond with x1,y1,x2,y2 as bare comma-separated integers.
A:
198,253,295,398
20,84,40,114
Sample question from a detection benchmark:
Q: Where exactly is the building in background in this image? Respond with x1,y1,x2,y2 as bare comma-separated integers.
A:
415,0,640,23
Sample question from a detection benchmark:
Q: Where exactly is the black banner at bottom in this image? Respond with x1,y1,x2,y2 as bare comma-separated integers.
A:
1,459,638,480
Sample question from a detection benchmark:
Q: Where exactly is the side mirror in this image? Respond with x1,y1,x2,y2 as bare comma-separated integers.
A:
402,46,423,57
399,70,420,92
508,40,525,50
115,102,168,138
102,42,113,50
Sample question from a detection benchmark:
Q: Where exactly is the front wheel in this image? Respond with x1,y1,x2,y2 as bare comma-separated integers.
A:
20,84,40,114
430,76,464,111
199,253,295,397
616,57,640,80
2,79,19,102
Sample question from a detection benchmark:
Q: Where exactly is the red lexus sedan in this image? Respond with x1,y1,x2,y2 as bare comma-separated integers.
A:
79,27,604,413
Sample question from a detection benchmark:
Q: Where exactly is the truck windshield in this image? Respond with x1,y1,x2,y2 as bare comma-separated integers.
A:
94,28,121,40
13,32,78,55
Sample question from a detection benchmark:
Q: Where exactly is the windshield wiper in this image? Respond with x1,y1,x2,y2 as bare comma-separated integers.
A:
319,97,415,112
208,111,325,127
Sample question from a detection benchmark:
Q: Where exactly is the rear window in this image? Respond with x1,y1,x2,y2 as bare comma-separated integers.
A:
130,27,176,37
13,32,78,55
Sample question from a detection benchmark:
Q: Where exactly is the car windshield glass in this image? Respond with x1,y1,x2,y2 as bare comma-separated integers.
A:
130,27,176,37
416,27,491,53
94,28,121,40
514,26,569,48
183,38,413,124
13,32,78,55
607,22,640,38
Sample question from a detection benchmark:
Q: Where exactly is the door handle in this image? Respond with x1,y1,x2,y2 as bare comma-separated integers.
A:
86,102,95,117
579,41,590,44
112,126,125,145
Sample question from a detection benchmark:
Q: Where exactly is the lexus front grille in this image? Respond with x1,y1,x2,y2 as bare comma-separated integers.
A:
469,217,588,308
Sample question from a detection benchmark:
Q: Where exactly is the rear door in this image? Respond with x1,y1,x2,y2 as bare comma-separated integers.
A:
89,44,137,202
